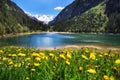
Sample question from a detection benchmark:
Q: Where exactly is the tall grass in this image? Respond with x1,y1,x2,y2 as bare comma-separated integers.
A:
0,46,120,80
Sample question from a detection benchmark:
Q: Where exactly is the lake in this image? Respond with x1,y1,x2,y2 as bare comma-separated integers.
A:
0,33,120,49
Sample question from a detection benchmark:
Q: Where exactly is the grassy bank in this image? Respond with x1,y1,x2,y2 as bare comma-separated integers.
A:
0,46,120,80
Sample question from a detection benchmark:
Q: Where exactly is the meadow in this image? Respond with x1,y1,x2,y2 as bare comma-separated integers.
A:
0,46,120,80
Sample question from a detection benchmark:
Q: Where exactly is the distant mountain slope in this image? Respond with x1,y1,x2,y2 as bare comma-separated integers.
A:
51,0,120,33
0,0,47,35
51,0,103,24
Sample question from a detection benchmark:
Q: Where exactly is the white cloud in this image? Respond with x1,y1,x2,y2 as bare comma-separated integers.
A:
54,6,64,10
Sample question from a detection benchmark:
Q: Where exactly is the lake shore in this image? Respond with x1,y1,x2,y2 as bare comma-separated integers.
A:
42,44,120,51
0,32,74,38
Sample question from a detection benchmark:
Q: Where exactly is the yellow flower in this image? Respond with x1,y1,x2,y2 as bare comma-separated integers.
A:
8,61,13,65
49,53,55,58
79,66,83,71
32,53,40,57
34,63,40,66
103,75,109,80
2,57,7,61
0,50,3,53
85,48,89,53
12,54,17,57
14,63,21,68
81,55,88,60
104,53,108,56
115,59,120,64
26,77,30,80
90,52,96,60
110,76,115,80
18,53,26,57
26,58,31,61
31,68,35,72
66,52,71,59
65,61,70,65
35,57,41,61
60,54,66,60
87,69,96,74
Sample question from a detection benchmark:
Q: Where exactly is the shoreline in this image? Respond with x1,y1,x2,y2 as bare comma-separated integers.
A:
37,44,120,51
1,31,120,38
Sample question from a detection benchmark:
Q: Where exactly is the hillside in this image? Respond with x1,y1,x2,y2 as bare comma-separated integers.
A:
51,0,120,33
0,0,47,35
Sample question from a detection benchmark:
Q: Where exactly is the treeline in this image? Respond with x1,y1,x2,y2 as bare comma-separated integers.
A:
52,2,108,33
0,0,47,35
51,0,120,33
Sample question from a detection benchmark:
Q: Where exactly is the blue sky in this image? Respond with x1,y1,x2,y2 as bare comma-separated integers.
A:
12,0,74,17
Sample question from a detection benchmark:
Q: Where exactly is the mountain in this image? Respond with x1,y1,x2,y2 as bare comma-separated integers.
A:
52,0,103,24
27,13,54,24
51,0,120,33
0,0,47,35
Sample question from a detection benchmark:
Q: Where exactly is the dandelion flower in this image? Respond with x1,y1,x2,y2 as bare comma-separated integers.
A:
35,57,41,61
2,57,7,61
115,59,120,64
65,61,70,65
34,63,40,66
79,66,83,71
0,50,3,53
90,52,96,60
26,77,30,80
60,54,66,60
81,55,88,60
18,53,26,57
49,53,55,58
110,76,115,80
103,75,109,80
66,52,71,59
87,69,96,74
31,68,36,72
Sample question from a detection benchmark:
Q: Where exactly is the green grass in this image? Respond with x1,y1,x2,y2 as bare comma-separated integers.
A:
0,46,120,80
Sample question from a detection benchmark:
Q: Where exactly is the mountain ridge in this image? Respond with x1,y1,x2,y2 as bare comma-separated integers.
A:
51,0,120,33
0,0,47,35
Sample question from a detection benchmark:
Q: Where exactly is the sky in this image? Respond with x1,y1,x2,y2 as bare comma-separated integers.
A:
12,0,74,17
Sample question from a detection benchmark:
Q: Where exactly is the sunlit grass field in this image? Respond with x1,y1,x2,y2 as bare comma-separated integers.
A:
0,46,120,80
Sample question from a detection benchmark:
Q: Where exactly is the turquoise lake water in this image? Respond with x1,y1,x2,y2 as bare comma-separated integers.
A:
0,33,120,49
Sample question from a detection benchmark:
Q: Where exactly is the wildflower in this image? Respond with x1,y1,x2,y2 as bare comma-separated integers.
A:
81,55,88,60
66,52,71,59
49,53,55,58
60,54,66,60
26,58,31,61
14,63,21,68
32,53,39,57
26,77,30,80
90,52,96,60
85,48,89,53
34,63,40,66
104,53,108,56
103,75,109,80
79,66,83,71
35,57,41,61
87,69,96,74
99,54,103,57
8,61,13,65
65,61,70,65
2,57,7,61
31,68,35,72
115,59,120,64
12,54,17,57
54,57,58,62
0,50,3,53
110,76,115,80
18,53,26,57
